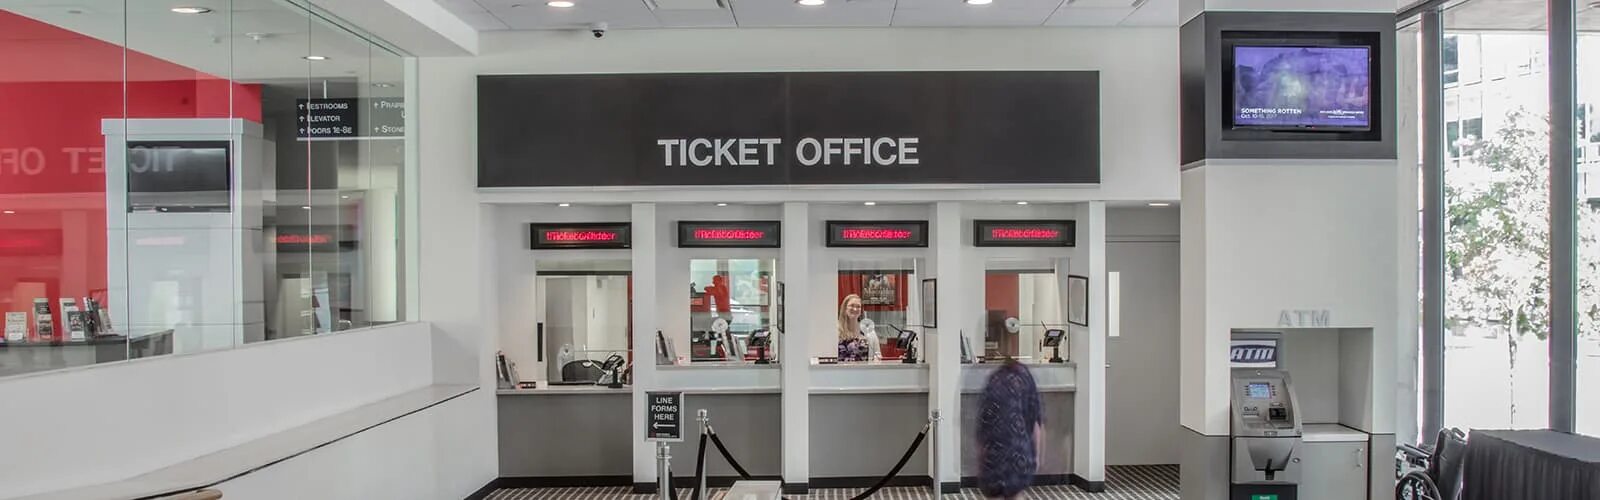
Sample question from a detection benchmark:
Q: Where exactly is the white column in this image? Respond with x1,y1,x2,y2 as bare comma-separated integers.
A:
631,202,659,490
930,201,963,492
1071,201,1108,487
779,202,811,492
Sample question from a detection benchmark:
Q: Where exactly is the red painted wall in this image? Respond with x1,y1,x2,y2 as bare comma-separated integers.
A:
0,10,262,340
985,273,1021,356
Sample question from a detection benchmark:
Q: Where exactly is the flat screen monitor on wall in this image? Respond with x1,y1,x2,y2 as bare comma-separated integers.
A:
1229,45,1373,131
126,141,232,212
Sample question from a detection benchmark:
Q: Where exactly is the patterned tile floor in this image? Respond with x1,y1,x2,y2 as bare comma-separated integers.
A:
487,465,1178,500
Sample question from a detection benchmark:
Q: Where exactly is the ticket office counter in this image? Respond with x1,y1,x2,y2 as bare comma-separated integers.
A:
497,364,784,482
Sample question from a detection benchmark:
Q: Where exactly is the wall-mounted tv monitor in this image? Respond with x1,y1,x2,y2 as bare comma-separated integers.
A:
127,141,232,212
1230,45,1373,131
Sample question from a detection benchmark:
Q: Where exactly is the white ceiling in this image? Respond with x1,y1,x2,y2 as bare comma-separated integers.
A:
435,0,1180,30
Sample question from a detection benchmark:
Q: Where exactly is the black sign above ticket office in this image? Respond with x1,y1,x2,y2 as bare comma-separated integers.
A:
477,72,1100,187
825,221,929,248
973,220,1076,247
529,222,631,250
678,221,782,248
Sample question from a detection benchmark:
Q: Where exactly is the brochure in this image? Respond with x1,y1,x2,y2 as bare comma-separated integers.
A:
4,312,25,343
32,298,54,342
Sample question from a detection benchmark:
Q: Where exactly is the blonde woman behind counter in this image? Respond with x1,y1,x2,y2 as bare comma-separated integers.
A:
837,294,876,362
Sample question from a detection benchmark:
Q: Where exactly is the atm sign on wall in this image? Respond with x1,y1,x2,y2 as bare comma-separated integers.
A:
678,221,781,248
973,220,1076,247
825,221,929,248
529,222,632,250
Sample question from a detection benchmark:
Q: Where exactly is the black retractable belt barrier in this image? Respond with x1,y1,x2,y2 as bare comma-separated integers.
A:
698,421,930,500
847,423,930,500
708,428,754,479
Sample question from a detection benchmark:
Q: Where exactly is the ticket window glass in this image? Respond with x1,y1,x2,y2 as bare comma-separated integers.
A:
538,260,632,382
688,258,775,362
982,261,1062,362
837,258,924,361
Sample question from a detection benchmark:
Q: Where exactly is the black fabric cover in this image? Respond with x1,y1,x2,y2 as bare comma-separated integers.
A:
1463,429,1600,500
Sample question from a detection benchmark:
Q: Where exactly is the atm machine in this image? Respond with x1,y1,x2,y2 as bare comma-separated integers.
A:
1230,332,1304,500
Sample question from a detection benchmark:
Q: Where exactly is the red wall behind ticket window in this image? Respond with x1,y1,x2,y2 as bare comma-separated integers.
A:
0,10,261,339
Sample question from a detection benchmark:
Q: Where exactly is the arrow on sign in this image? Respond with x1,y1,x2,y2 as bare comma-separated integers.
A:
652,422,676,430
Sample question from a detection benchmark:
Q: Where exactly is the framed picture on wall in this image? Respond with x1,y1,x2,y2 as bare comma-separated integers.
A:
776,281,786,333
921,278,937,328
861,273,897,306
1067,275,1089,327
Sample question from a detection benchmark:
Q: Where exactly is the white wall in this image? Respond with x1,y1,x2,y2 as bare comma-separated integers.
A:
417,55,500,494
1180,161,1400,436
0,323,435,498
210,388,486,500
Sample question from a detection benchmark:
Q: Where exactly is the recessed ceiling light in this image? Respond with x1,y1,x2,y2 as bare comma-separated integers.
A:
303,55,328,61
2,210,14,214
863,201,876,206
558,203,571,207
301,206,312,210
548,0,575,7
965,0,993,5
1148,202,1172,207
716,203,728,207
1015,201,1028,205
340,195,350,199
797,0,825,6
170,6,212,14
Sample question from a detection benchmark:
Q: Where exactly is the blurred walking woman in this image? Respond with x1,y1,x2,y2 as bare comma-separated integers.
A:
837,294,870,362
978,360,1043,499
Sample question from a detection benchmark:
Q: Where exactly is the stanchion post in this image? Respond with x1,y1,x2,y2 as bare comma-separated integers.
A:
929,410,941,496
697,409,709,500
657,441,672,500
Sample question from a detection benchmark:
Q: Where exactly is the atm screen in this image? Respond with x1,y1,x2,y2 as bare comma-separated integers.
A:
1246,382,1272,399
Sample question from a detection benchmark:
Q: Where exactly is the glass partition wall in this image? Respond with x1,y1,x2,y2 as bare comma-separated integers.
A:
1412,0,1598,439
0,0,413,378
539,260,631,382
981,261,1063,363
836,258,924,361
688,258,776,362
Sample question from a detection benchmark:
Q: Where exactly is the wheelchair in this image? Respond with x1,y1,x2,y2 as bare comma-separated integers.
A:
1395,428,1468,500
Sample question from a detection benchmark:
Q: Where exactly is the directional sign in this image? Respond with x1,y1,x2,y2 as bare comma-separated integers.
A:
296,98,405,140
646,392,684,442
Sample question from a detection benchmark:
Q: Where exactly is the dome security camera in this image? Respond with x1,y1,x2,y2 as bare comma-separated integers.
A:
589,22,608,39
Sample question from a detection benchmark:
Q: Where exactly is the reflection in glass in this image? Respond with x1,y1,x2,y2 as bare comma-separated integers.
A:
1576,10,1600,437
982,262,1062,362
837,259,923,361
540,266,631,383
690,258,775,362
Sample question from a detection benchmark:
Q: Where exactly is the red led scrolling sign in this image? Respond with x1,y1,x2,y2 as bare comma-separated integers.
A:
973,220,1076,247
678,221,781,248
530,222,632,249
825,221,929,248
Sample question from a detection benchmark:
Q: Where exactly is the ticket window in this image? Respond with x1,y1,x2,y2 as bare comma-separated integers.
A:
688,258,776,362
837,259,924,361
538,260,632,382
982,261,1063,362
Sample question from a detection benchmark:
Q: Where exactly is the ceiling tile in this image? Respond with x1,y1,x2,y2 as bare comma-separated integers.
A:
729,0,895,27
481,0,663,29
1117,0,1176,25
891,0,1062,27
1064,0,1135,7
652,8,739,27
1042,5,1131,25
